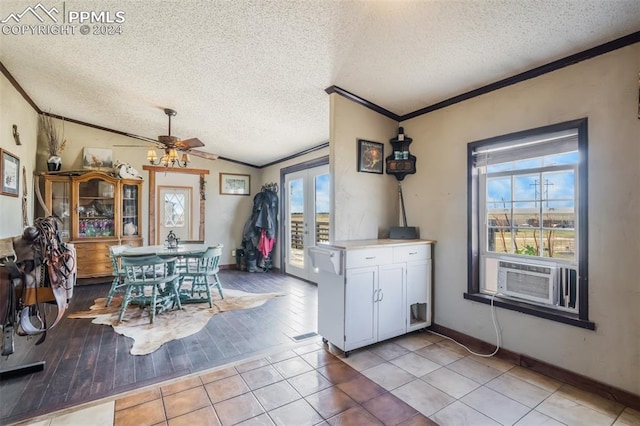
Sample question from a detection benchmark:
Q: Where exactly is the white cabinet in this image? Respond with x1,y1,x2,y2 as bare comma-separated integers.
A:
313,240,433,356
407,260,431,331
344,266,378,350
343,262,406,352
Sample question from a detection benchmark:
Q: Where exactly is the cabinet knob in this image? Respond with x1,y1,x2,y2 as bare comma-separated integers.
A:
409,252,417,255
365,256,376,260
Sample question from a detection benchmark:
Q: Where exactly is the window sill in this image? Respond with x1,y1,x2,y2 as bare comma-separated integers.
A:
463,292,596,330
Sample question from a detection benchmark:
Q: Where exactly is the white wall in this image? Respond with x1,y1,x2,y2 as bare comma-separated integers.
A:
330,94,399,240
205,159,260,264
400,43,640,395
0,73,38,238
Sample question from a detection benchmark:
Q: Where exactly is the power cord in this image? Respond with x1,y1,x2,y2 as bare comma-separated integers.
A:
428,292,502,358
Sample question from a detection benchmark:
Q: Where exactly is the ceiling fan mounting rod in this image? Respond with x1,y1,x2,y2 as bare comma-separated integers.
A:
164,108,177,136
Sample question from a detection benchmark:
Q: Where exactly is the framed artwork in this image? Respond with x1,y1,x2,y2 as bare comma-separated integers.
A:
357,139,384,174
83,147,113,170
1,149,20,197
219,173,250,195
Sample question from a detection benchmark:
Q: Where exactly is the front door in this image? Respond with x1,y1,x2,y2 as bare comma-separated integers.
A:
284,165,330,281
158,186,192,244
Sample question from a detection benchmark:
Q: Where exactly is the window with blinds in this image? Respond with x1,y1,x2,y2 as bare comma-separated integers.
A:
476,129,579,262
466,119,592,328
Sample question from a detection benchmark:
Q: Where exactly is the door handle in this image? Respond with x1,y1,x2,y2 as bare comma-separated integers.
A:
373,288,379,302
378,289,384,302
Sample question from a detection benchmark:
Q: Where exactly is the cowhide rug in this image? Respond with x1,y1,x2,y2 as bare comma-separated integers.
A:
68,288,282,355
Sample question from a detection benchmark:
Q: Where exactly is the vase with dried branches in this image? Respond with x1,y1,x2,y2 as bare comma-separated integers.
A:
40,114,67,171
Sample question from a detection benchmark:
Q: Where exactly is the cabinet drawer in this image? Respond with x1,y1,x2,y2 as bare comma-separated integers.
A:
346,247,393,268
78,261,113,277
393,244,431,263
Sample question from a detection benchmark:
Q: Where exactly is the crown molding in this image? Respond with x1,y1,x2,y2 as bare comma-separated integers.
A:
327,30,640,122
325,86,401,121
401,30,640,120
259,142,329,169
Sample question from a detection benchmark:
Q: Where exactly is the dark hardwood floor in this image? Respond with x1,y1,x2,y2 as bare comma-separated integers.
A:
0,270,318,425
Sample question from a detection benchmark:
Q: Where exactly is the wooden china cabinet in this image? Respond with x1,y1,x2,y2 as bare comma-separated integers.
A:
41,171,143,279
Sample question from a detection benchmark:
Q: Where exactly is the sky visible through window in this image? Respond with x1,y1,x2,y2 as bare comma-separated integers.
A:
289,174,330,214
487,152,577,209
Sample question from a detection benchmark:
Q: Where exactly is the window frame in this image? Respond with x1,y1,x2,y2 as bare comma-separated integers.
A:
466,118,594,330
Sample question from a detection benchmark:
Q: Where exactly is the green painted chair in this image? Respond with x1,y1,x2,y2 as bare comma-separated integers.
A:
105,244,131,307
175,241,205,274
118,254,182,324
178,246,223,307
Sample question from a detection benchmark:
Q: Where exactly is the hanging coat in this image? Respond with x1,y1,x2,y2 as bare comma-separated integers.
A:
242,189,278,256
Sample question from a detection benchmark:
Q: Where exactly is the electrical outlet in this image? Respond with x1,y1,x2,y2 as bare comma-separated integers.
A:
231,249,236,257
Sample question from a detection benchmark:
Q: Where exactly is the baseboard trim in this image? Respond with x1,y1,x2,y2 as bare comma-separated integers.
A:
429,323,640,411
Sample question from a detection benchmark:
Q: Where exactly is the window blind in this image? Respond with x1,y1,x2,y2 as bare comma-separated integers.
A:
473,129,578,167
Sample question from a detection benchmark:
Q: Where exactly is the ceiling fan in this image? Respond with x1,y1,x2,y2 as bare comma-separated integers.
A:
117,108,218,164
151,108,218,162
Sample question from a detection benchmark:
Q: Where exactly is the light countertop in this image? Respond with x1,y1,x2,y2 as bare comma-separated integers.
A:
318,239,436,250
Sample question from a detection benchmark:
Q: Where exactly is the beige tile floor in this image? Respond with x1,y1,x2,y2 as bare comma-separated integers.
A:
16,332,640,426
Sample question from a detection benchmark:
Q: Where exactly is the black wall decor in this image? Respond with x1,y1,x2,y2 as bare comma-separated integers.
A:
385,127,416,181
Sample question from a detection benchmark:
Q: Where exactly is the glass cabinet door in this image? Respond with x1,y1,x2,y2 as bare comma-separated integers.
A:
50,180,71,240
77,178,116,238
122,183,139,237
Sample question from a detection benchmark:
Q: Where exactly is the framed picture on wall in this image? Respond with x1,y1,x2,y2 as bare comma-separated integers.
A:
220,173,251,195
357,139,384,174
83,147,113,170
1,149,20,197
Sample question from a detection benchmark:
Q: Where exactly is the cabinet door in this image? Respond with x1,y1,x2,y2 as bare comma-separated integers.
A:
44,176,71,240
75,175,117,239
407,259,431,330
378,263,406,341
407,260,429,303
345,266,377,351
121,180,141,239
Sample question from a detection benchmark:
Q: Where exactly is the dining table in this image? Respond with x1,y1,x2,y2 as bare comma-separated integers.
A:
122,244,209,257
120,244,212,304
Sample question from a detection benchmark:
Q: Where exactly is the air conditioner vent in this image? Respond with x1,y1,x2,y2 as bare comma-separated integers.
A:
497,260,557,305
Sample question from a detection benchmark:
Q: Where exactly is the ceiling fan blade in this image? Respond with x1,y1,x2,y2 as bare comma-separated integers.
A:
114,143,158,148
188,149,219,160
175,138,204,149
158,135,178,147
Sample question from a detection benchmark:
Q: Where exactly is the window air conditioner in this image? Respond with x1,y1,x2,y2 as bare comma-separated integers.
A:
497,260,557,305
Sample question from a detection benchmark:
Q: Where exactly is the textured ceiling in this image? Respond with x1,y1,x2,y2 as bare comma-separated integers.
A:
1,1,639,166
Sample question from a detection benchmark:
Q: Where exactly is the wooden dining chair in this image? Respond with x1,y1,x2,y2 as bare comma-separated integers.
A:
178,246,223,307
106,244,131,307
118,255,182,324
174,241,205,273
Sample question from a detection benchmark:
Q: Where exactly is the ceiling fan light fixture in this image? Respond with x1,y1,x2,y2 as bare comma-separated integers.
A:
142,108,208,168
147,147,189,168
147,149,158,163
